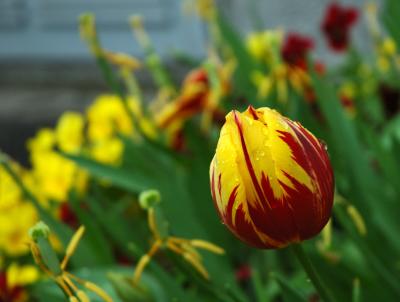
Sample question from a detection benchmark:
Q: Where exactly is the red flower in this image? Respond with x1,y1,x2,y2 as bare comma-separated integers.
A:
281,33,314,69
210,107,334,249
0,271,25,302
59,203,79,229
235,265,252,282
321,2,358,52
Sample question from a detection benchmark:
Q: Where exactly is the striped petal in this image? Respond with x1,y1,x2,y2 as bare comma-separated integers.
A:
210,106,334,249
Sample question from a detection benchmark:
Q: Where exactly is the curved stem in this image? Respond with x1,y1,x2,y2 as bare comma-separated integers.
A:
291,243,336,302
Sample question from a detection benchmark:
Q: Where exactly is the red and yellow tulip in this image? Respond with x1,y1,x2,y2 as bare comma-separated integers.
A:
210,106,334,249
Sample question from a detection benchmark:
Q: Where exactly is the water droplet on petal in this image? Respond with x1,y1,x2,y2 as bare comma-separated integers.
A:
319,139,328,151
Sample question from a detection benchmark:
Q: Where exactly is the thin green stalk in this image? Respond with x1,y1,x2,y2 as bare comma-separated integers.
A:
291,244,336,302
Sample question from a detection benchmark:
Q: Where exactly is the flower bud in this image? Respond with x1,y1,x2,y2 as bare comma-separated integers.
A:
210,106,334,249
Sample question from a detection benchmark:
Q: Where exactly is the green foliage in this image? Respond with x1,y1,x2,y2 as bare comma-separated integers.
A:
5,1,400,301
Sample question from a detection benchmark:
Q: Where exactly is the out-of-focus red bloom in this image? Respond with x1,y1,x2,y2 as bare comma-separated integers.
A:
0,271,26,302
235,264,252,282
281,33,314,69
340,95,354,109
58,203,79,229
156,68,211,129
321,2,358,52
340,95,356,116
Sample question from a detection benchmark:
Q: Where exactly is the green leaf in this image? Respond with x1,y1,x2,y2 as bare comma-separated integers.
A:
60,151,150,193
68,190,115,265
215,13,260,104
271,272,307,302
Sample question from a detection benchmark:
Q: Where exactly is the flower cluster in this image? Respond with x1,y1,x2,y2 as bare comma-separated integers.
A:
1,1,400,301
0,164,38,256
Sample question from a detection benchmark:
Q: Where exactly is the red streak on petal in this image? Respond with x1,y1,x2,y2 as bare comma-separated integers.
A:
233,203,268,248
221,185,267,248
287,122,334,212
277,129,311,175
279,171,330,239
247,174,298,244
225,185,239,226
233,111,271,209
248,106,259,120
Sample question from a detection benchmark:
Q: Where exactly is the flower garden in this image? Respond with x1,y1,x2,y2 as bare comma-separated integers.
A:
1,1,400,301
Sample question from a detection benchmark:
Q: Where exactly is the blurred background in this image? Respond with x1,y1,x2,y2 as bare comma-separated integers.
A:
0,0,375,164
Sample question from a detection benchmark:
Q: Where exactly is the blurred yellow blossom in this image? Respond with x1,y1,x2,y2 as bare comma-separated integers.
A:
28,129,87,202
90,138,124,165
27,128,55,154
86,94,156,164
6,263,39,289
56,111,85,154
87,94,134,141
381,38,397,56
340,82,356,99
246,30,283,64
251,71,273,99
0,163,22,211
0,202,38,256
0,164,39,256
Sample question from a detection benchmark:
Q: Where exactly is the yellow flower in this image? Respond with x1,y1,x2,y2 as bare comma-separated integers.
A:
246,30,283,64
0,163,40,256
28,132,85,202
90,138,124,165
210,107,334,249
87,94,135,141
381,38,397,56
251,71,272,99
27,128,55,154
56,111,85,154
32,152,85,202
340,82,356,99
251,64,310,102
6,263,39,289
0,202,38,255
0,164,22,211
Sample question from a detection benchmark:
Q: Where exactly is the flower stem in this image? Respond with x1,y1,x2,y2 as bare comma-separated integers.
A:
291,243,336,302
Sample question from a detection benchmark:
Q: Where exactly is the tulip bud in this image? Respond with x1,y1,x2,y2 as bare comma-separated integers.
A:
210,106,334,249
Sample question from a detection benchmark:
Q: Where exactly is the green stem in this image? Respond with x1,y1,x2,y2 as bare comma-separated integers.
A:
291,244,336,302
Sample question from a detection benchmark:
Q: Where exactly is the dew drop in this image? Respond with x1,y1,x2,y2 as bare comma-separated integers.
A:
319,139,328,151
254,149,266,161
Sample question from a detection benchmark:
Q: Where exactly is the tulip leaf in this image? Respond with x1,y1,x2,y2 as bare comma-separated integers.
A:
270,272,307,302
215,13,260,105
60,151,151,193
382,0,400,48
67,189,115,265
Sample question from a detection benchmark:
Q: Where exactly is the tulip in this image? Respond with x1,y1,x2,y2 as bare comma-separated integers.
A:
210,106,334,249
321,3,358,52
